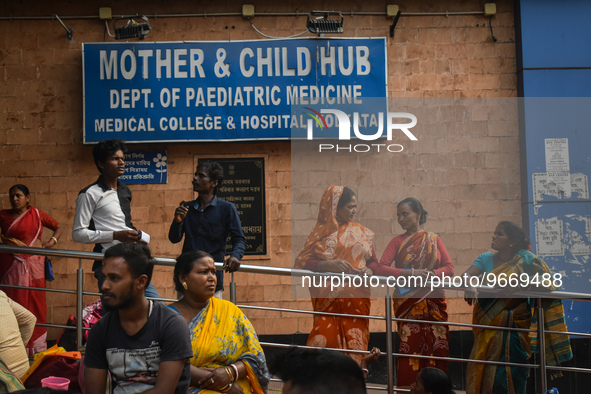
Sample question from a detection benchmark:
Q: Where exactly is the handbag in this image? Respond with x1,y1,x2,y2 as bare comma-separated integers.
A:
44,257,54,281
22,345,83,392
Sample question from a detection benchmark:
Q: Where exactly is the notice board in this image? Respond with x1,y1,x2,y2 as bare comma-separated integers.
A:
199,157,267,256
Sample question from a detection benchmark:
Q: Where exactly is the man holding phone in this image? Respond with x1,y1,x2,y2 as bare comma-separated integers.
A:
168,160,246,298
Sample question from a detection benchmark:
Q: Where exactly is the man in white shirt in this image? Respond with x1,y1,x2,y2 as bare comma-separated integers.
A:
73,139,160,300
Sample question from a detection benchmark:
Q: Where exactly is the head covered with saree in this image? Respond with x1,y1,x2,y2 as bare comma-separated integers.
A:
295,186,375,365
295,186,373,268
294,185,374,303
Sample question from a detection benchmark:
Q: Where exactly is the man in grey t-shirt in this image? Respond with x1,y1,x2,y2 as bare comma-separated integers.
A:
84,243,192,394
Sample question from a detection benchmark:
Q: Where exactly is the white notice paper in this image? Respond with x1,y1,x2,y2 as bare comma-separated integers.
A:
544,138,571,198
545,138,570,172
535,217,564,256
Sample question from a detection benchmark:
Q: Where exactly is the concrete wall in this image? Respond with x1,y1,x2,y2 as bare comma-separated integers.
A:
0,0,518,339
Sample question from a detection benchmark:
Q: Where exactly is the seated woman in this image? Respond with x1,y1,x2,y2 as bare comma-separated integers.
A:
0,290,36,378
169,250,269,394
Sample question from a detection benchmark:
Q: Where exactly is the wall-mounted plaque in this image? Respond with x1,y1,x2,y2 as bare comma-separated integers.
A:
199,157,266,256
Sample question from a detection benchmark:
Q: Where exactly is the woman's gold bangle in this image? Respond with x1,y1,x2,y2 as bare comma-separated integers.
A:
224,366,234,382
50,236,58,244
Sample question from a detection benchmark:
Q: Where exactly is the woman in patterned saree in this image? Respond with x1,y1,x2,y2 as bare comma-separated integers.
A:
463,221,572,394
295,185,378,365
368,197,454,387
169,250,269,394
0,184,62,355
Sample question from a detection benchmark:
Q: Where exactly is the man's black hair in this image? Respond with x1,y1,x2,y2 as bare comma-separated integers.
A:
196,161,224,195
93,139,127,172
104,242,154,287
269,347,366,394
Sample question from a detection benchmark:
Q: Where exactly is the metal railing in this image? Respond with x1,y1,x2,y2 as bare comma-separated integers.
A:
0,244,588,393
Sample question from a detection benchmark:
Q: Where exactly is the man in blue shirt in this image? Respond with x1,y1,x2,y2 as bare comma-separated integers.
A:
168,161,246,297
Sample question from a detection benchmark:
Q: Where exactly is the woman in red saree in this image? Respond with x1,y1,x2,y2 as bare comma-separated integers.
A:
295,185,377,365
0,184,62,355
368,197,454,387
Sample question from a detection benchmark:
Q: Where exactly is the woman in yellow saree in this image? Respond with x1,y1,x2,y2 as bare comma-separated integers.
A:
169,250,269,394
463,221,572,394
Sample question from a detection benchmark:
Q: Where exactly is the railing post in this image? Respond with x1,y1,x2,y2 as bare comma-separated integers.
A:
537,298,547,393
77,259,84,351
230,272,236,304
385,291,394,394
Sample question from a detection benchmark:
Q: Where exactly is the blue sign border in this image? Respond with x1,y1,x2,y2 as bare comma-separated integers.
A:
82,38,387,143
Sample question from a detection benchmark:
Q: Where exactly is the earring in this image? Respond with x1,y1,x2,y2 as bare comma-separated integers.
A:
182,282,188,290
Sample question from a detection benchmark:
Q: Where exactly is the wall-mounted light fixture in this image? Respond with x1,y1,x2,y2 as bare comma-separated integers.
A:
306,11,343,36
52,14,73,41
386,5,402,38
105,14,151,40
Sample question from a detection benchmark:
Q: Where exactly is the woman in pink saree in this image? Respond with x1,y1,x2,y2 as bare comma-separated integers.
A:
0,184,62,355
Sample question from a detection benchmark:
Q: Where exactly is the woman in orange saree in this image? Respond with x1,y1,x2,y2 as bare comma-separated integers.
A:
0,184,62,355
368,197,454,387
295,185,378,365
